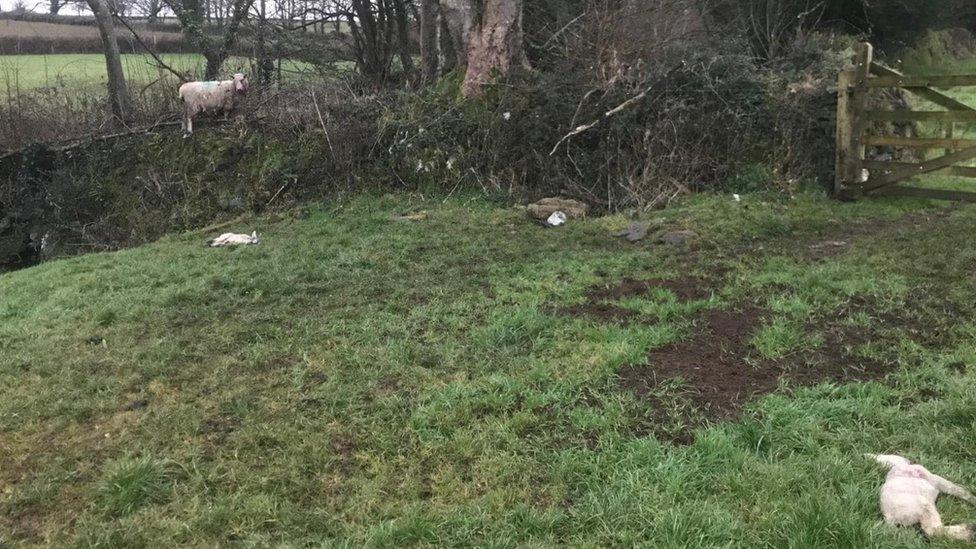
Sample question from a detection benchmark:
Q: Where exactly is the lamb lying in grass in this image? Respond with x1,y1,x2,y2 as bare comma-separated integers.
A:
209,231,259,247
178,73,249,135
869,454,976,541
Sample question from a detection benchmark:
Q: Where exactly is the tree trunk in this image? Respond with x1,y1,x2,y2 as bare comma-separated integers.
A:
49,0,61,14
438,11,458,75
392,0,416,86
203,51,225,80
461,0,528,97
420,0,441,84
255,0,274,84
441,0,473,71
146,0,162,24
87,0,130,123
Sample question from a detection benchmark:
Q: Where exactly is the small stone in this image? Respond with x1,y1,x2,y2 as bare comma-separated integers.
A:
612,222,649,243
658,230,698,246
124,398,150,411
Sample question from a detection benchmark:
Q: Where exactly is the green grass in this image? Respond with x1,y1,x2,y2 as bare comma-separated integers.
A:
0,53,317,91
2,189,976,546
99,457,175,516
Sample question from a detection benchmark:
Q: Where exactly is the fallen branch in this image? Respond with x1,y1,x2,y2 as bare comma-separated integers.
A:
550,84,655,156
311,90,337,164
0,120,214,162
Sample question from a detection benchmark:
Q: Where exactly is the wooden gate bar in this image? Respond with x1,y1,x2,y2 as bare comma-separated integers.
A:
862,161,976,178
868,75,976,88
863,110,976,122
869,63,975,112
862,136,976,149
837,48,976,202
863,145,976,191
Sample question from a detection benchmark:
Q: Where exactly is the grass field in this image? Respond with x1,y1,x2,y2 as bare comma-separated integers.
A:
3,188,976,546
0,53,320,91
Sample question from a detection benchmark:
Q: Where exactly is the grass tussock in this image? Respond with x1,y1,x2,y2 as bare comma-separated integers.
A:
99,456,175,516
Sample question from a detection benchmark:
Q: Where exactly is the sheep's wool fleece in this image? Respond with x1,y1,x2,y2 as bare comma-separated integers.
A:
210,232,260,247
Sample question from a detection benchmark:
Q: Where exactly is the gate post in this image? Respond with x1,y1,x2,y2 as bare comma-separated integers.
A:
835,43,873,198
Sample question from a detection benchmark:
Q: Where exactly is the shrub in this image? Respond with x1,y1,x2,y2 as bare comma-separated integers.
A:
383,29,854,209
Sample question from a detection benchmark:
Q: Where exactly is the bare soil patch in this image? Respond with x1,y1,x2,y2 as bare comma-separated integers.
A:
589,277,712,302
619,305,894,443
560,276,713,322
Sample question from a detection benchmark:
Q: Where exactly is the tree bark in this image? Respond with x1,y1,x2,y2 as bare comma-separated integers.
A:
165,0,253,80
392,0,416,86
255,0,275,84
441,0,473,71
420,0,441,84
87,0,130,123
461,0,528,97
49,0,62,14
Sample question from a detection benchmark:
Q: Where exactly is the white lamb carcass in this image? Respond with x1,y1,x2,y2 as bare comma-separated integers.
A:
209,231,260,247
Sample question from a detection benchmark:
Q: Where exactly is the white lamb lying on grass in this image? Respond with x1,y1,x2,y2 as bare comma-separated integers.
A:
178,73,249,135
209,231,260,247
869,454,976,541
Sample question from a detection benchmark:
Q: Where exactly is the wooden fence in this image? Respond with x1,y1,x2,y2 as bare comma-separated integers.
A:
835,43,976,202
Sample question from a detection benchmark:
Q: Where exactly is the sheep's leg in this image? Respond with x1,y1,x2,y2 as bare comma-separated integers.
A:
931,474,976,505
919,505,946,538
919,505,975,540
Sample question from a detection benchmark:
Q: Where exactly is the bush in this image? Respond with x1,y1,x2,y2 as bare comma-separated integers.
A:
899,28,976,73
0,81,387,269
383,30,854,209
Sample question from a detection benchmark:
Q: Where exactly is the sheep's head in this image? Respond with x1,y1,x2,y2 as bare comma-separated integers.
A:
233,73,249,94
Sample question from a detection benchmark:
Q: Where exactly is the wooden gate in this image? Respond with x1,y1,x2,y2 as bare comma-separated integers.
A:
835,43,976,202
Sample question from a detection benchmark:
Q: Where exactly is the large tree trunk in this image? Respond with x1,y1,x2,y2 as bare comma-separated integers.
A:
420,0,441,84
255,0,274,84
87,0,130,123
49,0,62,14
461,0,528,97
441,0,473,70
392,0,416,86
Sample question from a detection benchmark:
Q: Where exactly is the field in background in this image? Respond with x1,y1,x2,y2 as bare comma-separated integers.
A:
0,18,186,55
0,53,319,91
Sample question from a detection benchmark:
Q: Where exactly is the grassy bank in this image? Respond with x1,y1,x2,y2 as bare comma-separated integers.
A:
2,189,975,546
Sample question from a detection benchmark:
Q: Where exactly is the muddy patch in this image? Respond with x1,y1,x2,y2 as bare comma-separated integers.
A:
198,415,240,456
589,277,713,302
560,276,713,322
619,305,893,444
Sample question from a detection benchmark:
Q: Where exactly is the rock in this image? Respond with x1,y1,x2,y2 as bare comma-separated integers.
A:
527,198,588,221
124,398,150,411
612,222,649,243
658,230,698,246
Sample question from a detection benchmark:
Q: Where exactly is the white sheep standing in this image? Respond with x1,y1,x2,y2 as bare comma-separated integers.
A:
178,73,249,135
